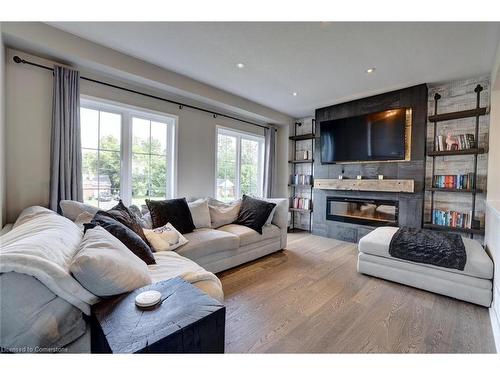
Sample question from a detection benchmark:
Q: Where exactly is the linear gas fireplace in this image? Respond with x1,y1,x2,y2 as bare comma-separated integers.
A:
326,197,398,227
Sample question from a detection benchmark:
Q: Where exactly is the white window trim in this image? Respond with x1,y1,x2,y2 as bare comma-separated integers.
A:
215,125,265,200
81,96,178,206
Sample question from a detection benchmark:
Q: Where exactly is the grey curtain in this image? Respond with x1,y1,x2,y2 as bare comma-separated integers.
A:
263,127,277,198
49,66,83,213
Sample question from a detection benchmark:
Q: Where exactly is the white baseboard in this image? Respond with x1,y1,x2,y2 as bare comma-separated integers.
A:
490,306,500,353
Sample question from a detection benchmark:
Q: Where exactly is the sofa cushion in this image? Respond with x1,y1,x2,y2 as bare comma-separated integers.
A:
218,223,281,247
358,226,493,279
175,228,239,261
148,251,224,302
0,272,87,352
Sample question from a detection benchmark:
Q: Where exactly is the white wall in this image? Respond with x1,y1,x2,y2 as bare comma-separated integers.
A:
487,92,500,201
486,40,500,352
4,48,289,222
0,24,6,228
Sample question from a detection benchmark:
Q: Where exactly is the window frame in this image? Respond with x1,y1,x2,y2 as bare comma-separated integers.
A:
80,96,178,207
215,125,265,201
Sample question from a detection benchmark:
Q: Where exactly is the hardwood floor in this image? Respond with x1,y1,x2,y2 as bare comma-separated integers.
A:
218,232,496,353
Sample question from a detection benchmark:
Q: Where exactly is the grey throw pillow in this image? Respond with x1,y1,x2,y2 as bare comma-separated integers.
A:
60,200,99,221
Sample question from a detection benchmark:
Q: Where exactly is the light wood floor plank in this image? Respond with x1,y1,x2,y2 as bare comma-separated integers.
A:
218,233,496,353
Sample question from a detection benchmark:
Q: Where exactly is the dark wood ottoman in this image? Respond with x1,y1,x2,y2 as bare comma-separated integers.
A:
91,277,225,353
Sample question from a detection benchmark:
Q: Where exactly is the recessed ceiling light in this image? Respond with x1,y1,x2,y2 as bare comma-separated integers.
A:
366,67,376,74
292,92,298,96
236,63,245,69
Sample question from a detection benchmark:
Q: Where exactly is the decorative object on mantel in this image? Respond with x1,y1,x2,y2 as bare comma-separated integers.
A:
338,175,344,180
314,178,415,193
378,175,384,180
356,175,363,180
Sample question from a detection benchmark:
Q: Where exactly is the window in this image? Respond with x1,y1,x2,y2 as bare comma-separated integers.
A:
81,107,122,210
216,127,264,202
80,98,176,209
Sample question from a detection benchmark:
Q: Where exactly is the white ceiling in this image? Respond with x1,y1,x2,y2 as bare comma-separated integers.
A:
48,22,500,118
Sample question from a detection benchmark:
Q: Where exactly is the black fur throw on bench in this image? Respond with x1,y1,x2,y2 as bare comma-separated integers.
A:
389,227,466,271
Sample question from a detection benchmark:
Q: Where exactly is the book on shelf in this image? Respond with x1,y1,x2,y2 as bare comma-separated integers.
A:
431,209,472,229
291,174,313,185
434,133,476,152
432,173,475,189
291,197,311,210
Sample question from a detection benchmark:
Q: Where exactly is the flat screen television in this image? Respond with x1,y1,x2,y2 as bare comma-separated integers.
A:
320,108,410,163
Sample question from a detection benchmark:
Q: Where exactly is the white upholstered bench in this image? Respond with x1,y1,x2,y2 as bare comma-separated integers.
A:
357,227,493,307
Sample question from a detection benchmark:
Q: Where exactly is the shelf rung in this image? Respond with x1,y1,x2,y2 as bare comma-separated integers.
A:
289,133,315,141
288,159,314,164
427,148,485,157
428,107,487,122
426,188,483,193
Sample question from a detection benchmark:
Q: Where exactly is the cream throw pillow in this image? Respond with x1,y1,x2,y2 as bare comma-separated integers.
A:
70,226,151,297
144,223,188,252
188,199,211,228
208,199,242,228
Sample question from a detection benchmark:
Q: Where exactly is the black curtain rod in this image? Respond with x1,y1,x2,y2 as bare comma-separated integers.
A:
13,55,275,131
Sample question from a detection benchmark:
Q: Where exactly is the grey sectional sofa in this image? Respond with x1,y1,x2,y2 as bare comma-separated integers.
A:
0,198,288,353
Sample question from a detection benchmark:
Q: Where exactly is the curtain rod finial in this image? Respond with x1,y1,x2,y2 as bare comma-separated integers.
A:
13,56,23,64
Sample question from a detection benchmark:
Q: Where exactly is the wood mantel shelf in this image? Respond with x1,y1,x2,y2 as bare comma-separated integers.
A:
314,178,415,193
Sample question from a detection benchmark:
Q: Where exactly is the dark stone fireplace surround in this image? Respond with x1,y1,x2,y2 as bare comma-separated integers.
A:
313,84,428,243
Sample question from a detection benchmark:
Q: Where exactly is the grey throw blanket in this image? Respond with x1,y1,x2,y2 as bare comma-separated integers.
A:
389,227,466,270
